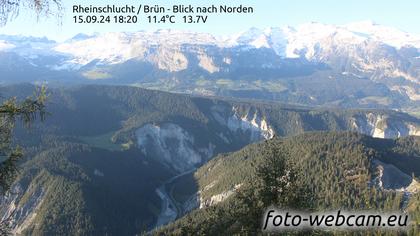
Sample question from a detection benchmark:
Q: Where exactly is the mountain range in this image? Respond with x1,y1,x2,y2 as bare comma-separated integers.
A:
1,21,420,235
1,21,419,111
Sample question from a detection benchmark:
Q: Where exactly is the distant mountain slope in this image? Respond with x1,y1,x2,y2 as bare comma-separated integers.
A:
1,21,419,109
2,84,419,172
3,84,419,171
1,85,420,234
156,132,420,235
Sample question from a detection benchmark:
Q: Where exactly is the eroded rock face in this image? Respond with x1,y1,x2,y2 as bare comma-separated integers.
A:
197,52,219,73
136,123,213,172
135,106,276,172
0,183,46,234
135,105,420,174
199,184,242,209
350,113,420,138
371,159,419,210
146,46,189,72
372,160,414,191
227,108,275,141
211,105,275,142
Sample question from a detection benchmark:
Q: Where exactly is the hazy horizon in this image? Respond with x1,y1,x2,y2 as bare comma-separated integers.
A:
1,0,419,41
1,20,419,42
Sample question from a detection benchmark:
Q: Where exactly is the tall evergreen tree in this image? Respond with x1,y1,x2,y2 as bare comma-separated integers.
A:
0,86,47,233
0,85,47,193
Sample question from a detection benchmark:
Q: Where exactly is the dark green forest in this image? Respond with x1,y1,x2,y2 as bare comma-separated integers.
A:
156,132,420,235
0,85,419,235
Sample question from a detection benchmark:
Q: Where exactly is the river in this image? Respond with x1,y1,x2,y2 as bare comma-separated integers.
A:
154,169,196,228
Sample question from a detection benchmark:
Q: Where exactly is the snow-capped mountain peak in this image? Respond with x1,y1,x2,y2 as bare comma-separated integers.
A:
226,27,288,56
3,21,417,68
0,40,15,51
1,22,419,101
344,20,420,49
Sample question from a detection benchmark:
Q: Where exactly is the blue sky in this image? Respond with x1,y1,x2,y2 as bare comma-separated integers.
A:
0,0,419,41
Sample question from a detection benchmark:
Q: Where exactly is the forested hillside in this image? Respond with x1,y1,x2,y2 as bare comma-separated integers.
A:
1,85,420,234
1,5,420,235
157,132,420,235
0,140,172,235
